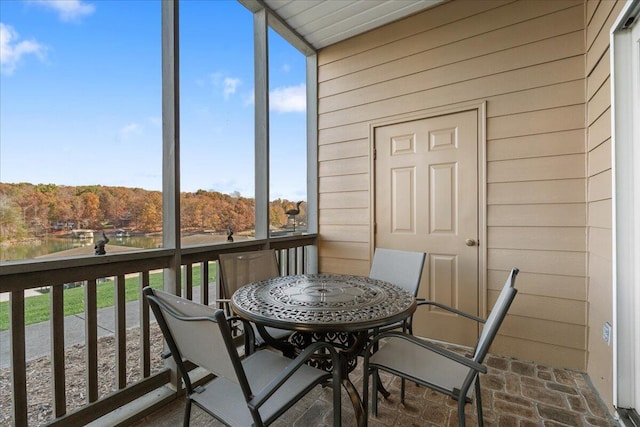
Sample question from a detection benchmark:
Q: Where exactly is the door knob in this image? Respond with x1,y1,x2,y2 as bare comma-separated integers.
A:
465,239,477,247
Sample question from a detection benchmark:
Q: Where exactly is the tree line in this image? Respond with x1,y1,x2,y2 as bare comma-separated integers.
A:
0,183,305,242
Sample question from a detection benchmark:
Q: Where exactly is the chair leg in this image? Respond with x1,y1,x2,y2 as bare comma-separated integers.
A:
372,368,379,417
362,365,369,425
376,372,391,399
183,397,192,427
475,378,483,427
457,398,466,427
400,378,406,403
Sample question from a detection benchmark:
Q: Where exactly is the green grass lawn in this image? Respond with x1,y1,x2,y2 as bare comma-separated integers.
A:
0,265,217,331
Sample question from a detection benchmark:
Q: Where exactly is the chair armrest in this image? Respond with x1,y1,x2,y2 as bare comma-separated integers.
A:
367,331,487,374
248,341,340,410
417,300,486,323
224,315,256,354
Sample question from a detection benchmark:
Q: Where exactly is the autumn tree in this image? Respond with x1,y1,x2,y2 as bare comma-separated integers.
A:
0,183,305,239
139,191,162,232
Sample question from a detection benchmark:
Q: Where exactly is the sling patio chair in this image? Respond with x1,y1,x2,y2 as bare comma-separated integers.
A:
143,287,342,427
368,247,426,399
369,247,426,335
362,267,519,427
218,249,293,355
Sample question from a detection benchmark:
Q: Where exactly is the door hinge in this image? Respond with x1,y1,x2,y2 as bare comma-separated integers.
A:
373,148,377,160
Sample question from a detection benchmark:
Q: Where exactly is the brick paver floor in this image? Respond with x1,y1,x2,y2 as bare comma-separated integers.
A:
132,344,617,427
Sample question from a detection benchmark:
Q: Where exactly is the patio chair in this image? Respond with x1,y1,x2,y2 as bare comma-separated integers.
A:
363,267,519,427
368,248,426,400
218,249,292,355
143,287,342,427
368,247,426,335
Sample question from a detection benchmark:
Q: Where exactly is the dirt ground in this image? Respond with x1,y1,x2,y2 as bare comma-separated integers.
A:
0,324,165,426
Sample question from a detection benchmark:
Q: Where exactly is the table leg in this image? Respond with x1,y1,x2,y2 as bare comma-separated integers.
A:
254,324,296,358
342,376,367,427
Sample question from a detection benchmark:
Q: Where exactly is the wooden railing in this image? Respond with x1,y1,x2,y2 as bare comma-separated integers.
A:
0,234,317,427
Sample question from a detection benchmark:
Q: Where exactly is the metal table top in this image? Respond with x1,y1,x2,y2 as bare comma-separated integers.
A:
231,273,416,333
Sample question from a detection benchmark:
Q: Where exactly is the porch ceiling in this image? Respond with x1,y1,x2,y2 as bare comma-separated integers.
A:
259,0,447,49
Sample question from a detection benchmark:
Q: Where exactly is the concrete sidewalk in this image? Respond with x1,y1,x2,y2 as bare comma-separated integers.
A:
0,284,217,369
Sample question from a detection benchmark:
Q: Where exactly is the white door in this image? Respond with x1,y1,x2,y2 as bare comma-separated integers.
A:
374,110,479,346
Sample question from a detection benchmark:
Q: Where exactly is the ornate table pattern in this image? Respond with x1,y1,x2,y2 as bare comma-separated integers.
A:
232,273,415,330
231,273,416,426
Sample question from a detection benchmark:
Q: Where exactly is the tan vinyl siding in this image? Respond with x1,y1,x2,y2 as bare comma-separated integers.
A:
584,0,623,410
317,0,589,369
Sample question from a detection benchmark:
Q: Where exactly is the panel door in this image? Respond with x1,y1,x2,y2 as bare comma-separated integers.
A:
374,110,479,346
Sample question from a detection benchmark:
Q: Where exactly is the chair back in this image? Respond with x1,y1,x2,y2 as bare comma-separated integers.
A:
219,249,280,299
473,268,519,362
369,248,426,295
143,288,243,389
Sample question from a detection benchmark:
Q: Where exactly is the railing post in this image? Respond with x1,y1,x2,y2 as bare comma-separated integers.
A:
85,279,99,402
140,272,151,378
51,285,66,417
115,274,127,389
10,291,28,427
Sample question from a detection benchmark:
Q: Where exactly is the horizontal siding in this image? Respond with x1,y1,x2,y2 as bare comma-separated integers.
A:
319,225,369,243
588,227,612,260
319,174,368,193
487,129,585,161
319,208,369,225
584,0,623,410
588,108,611,151
499,315,586,351
488,249,586,277
317,0,589,369
317,241,369,260
320,9,584,98
487,105,584,140
588,76,611,125
318,256,369,276
487,179,585,205
488,204,586,227
588,199,612,229
488,269,586,300
320,57,585,129
319,0,581,70
318,0,516,66
491,336,586,370
586,2,621,73
319,191,369,208
488,154,585,183
493,291,586,326
488,227,586,252
319,156,368,177
487,80,585,118
318,139,368,161
587,47,610,100
588,139,612,176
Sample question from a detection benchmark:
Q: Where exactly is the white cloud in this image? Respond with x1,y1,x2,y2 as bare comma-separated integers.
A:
223,77,241,100
0,23,46,75
28,0,95,22
270,84,306,113
210,72,242,100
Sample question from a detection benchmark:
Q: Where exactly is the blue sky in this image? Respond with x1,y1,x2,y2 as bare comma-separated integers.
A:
0,0,307,201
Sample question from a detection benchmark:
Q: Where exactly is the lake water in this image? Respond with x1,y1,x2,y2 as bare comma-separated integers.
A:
0,235,164,262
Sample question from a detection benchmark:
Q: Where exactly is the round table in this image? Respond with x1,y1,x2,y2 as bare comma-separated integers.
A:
231,273,416,426
231,273,416,332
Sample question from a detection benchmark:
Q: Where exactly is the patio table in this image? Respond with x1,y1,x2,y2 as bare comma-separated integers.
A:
231,273,416,427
